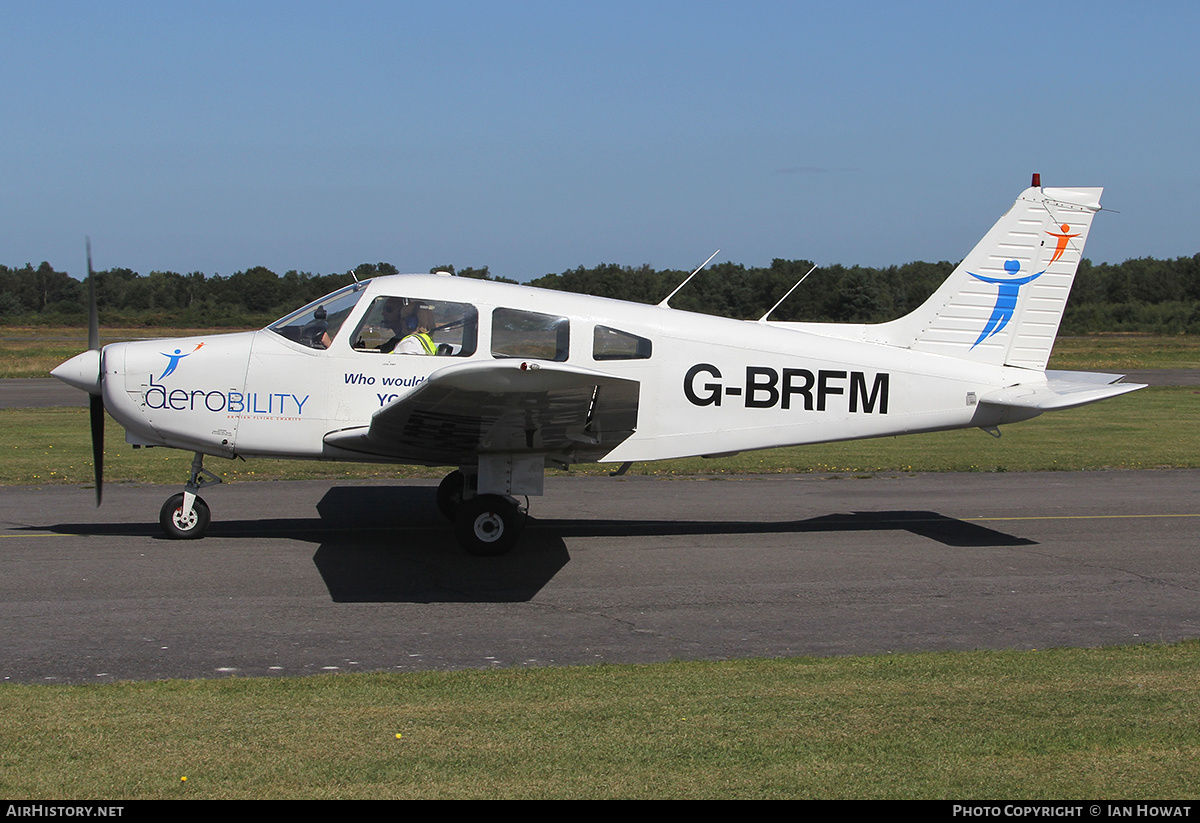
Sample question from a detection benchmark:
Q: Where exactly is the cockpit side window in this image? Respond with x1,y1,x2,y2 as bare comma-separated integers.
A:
593,325,652,360
350,296,478,356
491,308,570,362
267,283,367,349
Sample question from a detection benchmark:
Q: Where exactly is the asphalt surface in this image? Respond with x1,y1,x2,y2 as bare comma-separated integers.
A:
3,470,1198,684
0,378,88,409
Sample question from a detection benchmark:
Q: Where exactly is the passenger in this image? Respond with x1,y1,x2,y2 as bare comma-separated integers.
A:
379,298,435,355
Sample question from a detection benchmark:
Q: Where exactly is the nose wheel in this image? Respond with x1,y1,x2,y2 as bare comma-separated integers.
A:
160,493,211,539
159,452,221,540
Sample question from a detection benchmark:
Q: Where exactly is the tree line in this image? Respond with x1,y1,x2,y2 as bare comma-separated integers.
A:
2,255,1199,334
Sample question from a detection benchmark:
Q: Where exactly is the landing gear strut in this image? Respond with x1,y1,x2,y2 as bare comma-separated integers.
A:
159,452,221,540
437,468,526,556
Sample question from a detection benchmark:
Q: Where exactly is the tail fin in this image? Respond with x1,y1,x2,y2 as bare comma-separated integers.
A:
880,182,1102,371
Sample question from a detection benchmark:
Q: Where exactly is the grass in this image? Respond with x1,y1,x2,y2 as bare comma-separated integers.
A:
1,386,1194,487
3,329,1194,487
2,644,1198,799
0,327,254,379
1049,334,1200,370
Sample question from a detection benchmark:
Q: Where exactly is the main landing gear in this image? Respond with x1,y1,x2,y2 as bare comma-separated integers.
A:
156,458,528,555
437,469,526,556
159,452,221,540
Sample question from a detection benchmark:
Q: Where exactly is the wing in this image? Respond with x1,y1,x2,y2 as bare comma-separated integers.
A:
322,359,640,466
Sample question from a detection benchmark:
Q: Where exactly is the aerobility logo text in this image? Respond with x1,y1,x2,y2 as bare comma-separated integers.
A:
145,341,309,418
684,364,889,413
145,374,310,416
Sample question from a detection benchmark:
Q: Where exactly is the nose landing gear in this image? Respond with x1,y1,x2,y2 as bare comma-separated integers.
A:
159,453,222,540
159,492,211,539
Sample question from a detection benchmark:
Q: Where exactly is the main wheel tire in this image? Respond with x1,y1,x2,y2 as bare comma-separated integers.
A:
436,470,466,521
455,494,521,556
159,493,211,539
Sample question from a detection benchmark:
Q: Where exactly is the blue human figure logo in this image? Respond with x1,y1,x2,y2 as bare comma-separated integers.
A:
968,260,1045,349
158,343,204,379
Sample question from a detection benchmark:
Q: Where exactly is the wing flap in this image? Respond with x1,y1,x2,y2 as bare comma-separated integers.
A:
323,360,640,465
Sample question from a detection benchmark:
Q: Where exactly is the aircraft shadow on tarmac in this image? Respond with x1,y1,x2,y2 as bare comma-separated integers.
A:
35,485,1036,604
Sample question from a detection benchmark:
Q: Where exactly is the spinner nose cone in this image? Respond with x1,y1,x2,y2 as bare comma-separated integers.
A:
51,349,102,395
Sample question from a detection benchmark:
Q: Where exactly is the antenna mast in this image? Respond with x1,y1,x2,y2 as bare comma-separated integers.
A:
758,263,818,322
658,249,720,308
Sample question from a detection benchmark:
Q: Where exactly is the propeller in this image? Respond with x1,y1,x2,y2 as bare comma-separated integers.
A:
86,239,104,505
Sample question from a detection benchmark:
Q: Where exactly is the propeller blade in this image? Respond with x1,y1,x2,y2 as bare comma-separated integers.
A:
86,238,103,506
90,392,104,506
87,238,98,352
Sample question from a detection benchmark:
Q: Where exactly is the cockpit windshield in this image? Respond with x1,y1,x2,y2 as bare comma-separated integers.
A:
267,282,368,349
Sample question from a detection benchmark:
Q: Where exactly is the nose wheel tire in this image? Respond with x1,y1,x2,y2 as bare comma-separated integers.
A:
455,494,521,556
159,493,211,539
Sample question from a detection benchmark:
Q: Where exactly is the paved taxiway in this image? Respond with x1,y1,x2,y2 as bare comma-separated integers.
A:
2,471,1197,684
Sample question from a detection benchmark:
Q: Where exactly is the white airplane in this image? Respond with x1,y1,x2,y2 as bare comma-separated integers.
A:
52,177,1144,555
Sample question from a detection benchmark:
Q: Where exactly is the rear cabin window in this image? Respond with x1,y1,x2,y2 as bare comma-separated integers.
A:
593,325,652,360
491,308,569,361
350,296,478,356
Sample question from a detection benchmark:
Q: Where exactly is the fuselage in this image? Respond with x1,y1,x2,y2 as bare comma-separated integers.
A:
79,273,1042,467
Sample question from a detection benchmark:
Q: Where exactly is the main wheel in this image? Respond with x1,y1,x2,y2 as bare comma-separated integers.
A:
454,494,521,556
159,493,211,539
436,470,466,521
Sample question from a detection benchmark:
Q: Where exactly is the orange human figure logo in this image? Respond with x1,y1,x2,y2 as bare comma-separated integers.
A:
1047,224,1079,265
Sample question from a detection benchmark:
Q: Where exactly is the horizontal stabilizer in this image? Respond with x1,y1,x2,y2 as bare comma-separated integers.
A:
979,370,1145,412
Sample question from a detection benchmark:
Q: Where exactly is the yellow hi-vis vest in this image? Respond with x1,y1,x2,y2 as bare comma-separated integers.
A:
404,331,436,355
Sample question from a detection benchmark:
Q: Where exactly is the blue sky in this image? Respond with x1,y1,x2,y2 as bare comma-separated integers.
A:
4,1,1197,282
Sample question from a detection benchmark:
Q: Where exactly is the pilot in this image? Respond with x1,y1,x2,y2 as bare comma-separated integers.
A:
379,297,435,355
